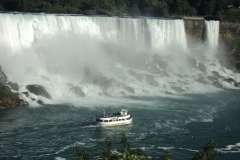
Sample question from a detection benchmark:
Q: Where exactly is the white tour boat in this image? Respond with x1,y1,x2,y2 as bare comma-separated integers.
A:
94,109,133,126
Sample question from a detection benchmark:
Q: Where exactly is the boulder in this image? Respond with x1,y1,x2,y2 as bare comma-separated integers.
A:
171,86,185,93
11,83,19,91
37,100,44,105
93,76,114,90
188,57,197,68
22,92,29,97
123,86,135,94
67,83,74,87
145,74,159,87
69,86,85,97
212,71,221,78
198,62,206,73
195,76,208,84
26,85,52,99
213,81,223,88
120,91,126,96
128,70,144,81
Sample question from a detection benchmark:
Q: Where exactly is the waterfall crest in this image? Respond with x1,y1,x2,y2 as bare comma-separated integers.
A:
0,13,187,52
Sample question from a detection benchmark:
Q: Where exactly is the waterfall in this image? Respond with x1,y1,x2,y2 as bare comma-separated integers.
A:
205,20,219,48
146,19,187,49
2,13,238,105
0,13,187,52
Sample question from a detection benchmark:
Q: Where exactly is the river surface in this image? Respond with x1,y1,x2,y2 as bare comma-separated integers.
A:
0,90,240,160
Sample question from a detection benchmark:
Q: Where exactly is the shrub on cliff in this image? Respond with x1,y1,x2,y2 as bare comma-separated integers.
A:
232,38,240,55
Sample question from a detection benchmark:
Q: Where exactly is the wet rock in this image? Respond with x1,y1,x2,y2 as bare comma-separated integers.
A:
224,78,236,84
0,97,29,108
37,100,44,105
26,85,52,99
164,91,173,94
128,70,144,81
171,86,185,93
0,65,7,86
145,74,159,87
234,82,240,87
11,83,19,91
188,57,197,68
93,76,114,90
69,86,85,97
207,76,217,82
123,86,135,94
195,76,208,84
2,85,11,92
213,81,223,88
103,91,110,96
67,83,74,88
212,71,221,78
153,54,169,70
22,92,29,97
198,62,206,73
120,91,126,96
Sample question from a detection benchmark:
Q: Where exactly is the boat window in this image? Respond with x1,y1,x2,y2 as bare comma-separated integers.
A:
127,116,132,120
116,119,118,121
96,119,103,122
104,120,108,122
109,120,112,122
119,119,121,121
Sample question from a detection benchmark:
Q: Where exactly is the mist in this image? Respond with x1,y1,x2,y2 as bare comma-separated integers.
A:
0,13,239,105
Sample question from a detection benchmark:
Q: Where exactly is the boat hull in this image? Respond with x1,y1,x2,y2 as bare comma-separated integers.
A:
96,118,133,126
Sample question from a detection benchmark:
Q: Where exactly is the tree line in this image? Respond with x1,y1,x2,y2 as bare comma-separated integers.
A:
0,0,240,21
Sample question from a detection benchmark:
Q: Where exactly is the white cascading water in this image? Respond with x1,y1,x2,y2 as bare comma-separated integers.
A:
205,20,219,48
0,13,239,105
146,19,187,49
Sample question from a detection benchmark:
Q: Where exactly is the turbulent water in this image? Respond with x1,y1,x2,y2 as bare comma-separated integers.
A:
0,13,240,159
0,91,240,160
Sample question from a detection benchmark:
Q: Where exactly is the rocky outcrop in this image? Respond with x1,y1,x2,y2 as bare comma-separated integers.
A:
123,86,135,94
69,85,85,97
10,83,19,91
26,85,52,99
0,98,28,109
0,65,29,110
0,66,7,85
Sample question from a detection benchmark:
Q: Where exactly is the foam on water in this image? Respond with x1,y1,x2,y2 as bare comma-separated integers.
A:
217,142,240,153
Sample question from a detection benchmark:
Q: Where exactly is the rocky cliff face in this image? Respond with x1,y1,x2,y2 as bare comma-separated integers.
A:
183,18,205,42
0,66,28,110
183,18,240,42
219,22,240,41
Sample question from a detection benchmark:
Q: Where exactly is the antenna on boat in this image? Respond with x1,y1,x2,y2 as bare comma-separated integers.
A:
103,109,105,117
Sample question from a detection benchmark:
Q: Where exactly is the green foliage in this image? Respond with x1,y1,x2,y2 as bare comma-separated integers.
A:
98,136,119,159
219,8,240,22
75,132,217,160
0,0,239,19
0,86,18,99
232,38,240,55
156,150,172,160
75,145,90,160
192,139,217,160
